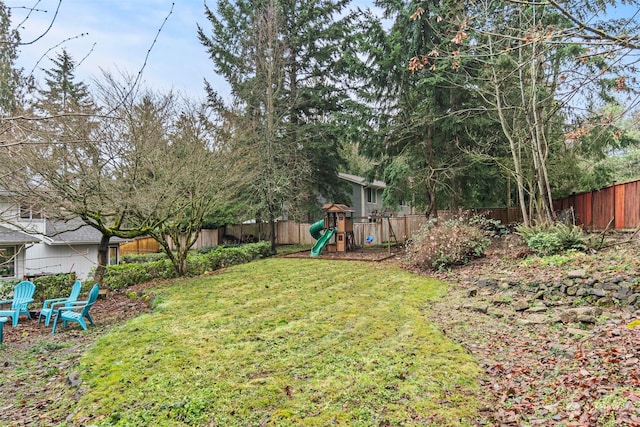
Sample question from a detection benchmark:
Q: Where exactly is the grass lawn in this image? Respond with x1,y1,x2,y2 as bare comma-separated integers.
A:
72,258,481,426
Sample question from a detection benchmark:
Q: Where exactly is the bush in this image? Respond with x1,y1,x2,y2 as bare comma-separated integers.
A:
122,252,167,264
32,273,78,304
405,215,493,271
102,241,273,290
516,222,587,256
102,259,174,291
0,279,19,300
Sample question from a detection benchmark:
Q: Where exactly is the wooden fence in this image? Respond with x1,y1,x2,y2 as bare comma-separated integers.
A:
554,179,640,231
120,180,640,255
121,211,503,254
120,237,160,255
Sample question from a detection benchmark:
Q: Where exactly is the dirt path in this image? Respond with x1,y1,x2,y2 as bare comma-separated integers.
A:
1,239,639,426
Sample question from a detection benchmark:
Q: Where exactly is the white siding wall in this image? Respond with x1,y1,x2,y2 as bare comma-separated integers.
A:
24,243,99,281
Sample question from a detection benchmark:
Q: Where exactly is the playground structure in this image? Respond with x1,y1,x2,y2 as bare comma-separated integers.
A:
310,203,355,257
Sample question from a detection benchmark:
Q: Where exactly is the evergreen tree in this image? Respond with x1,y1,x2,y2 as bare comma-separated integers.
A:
0,1,22,115
358,0,503,216
35,49,93,114
199,0,360,250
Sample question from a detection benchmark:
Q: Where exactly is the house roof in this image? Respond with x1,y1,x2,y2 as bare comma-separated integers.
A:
44,219,131,245
0,225,39,245
338,172,386,189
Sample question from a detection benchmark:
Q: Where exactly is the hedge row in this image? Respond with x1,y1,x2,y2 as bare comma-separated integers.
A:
0,273,83,304
102,241,272,290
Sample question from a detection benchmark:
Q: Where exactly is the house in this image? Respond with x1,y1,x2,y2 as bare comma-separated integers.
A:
0,202,128,281
338,172,412,221
0,225,39,280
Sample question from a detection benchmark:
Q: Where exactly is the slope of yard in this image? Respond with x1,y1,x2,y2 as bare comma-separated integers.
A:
11,258,481,426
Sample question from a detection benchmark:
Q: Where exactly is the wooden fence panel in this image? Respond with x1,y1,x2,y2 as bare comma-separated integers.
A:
592,187,615,230
624,181,640,229
195,229,219,248
120,237,159,255
575,192,591,227
615,184,626,229
553,178,640,230
275,221,315,245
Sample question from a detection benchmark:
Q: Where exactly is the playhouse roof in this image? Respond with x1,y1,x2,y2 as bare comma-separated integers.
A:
321,203,355,213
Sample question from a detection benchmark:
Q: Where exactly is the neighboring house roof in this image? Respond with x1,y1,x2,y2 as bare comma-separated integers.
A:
43,219,131,245
0,225,39,244
338,172,386,189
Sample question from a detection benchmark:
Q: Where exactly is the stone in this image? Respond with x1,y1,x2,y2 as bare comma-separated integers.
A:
559,310,577,323
67,372,82,387
526,305,548,313
567,327,590,337
566,286,578,296
567,269,587,279
513,300,530,312
518,314,549,325
589,288,607,297
618,284,631,296
463,304,489,314
533,290,546,300
577,314,598,323
467,288,478,297
572,306,602,317
498,282,511,291
477,279,495,288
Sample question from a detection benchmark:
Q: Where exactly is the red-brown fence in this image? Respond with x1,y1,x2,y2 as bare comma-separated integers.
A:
554,179,640,231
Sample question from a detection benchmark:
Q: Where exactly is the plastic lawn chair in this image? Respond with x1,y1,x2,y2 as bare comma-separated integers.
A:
0,317,7,343
0,281,36,327
38,280,82,326
51,284,100,334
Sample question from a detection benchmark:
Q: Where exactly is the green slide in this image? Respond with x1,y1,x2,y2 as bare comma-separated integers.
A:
310,219,335,257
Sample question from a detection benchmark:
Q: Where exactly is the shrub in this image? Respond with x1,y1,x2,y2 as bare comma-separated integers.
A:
102,241,273,290
122,252,167,264
32,273,78,304
102,259,174,291
0,279,19,299
469,215,509,237
405,216,493,271
516,222,587,256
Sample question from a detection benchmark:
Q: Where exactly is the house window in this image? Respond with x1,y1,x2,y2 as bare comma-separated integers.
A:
366,188,376,204
20,205,42,220
108,246,119,266
0,246,16,278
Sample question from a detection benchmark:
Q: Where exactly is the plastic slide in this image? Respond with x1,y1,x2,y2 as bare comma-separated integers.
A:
309,219,335,257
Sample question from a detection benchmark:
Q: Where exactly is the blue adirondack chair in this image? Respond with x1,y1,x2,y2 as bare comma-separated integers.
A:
38,280,82,326
0,281,36,327
0,317,8,343
51,284,100,334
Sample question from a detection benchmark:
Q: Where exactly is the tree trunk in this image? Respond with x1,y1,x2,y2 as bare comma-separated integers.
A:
269,209,277,255
93,234,111,285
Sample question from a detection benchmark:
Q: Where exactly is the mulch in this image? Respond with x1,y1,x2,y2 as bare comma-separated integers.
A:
1,285,154,346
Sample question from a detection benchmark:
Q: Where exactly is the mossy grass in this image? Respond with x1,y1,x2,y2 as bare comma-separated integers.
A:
74,258,481,426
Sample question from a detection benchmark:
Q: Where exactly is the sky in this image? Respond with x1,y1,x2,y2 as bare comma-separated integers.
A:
10,1,638,105
10,0,379,102
11,0,224,100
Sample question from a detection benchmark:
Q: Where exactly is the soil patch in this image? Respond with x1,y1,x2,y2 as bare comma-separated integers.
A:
281,245,402,262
